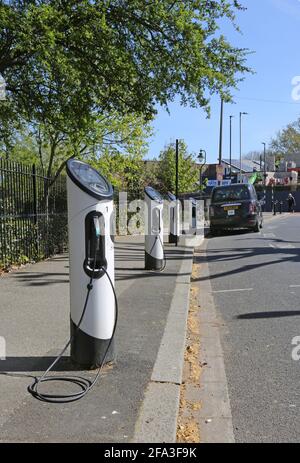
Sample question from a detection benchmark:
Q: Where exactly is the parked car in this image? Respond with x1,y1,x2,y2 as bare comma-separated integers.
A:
209,183,263,234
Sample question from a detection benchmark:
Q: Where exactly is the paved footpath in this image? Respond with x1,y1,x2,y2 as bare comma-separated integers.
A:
0,235,198,443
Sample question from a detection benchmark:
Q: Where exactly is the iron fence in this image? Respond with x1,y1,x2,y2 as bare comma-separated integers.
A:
0,158,67,268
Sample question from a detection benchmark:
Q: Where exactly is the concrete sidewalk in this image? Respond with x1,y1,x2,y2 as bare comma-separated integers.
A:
264,212,289,220
0,235,198,443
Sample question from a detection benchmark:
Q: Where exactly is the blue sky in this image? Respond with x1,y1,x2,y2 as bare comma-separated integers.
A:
146,0,300,164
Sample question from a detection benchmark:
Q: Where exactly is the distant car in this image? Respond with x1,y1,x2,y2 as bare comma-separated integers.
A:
209,183,263,235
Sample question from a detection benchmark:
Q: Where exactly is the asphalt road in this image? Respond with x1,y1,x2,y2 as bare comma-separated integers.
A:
205,213,300,443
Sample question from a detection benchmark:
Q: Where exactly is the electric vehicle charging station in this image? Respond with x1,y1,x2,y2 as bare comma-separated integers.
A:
189,197,197,234
166,192,180,244
28,160,117,403
144,186,165,271
66,159,115,367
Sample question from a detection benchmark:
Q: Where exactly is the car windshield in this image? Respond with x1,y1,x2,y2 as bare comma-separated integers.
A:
212,186,250,203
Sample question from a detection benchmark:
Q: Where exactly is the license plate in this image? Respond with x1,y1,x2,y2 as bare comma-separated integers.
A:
224,206,239,211
227,210,235,216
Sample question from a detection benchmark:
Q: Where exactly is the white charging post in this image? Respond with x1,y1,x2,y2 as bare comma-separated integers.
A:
190,197,197,234
166,191,180,244
144,186,164,270
66,159,115,367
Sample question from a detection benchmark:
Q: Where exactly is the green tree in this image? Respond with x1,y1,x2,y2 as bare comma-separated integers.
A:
81,113,156,197
141,161,162,192
157,140,199,194
1,112,153,184
270,118,300,162
1,1,251,130
0,0,251,197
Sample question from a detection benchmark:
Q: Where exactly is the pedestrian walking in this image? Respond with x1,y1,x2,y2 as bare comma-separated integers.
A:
287,193,296,213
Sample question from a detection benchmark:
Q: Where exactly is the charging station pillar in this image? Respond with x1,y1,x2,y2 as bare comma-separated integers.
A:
144,186,164,270
190,197,197,235
66,159,115,368
166,191,180,244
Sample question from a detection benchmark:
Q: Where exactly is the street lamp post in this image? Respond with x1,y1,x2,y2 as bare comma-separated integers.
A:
229,115,234,177
239,112,248,183
175,139,179,200
262,142,267,211
198,149,207,192
175,139,179,247
218,99,224,165
262,142,266,183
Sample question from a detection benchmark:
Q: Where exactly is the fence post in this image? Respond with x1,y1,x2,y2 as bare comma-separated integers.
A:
0,158,4,266
32,165,38,225
32,164,39,256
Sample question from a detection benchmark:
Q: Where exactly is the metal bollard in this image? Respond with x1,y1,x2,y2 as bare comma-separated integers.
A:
273,200,278,216
279,201,283,214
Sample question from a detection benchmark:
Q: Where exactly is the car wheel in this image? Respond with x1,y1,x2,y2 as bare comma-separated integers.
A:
253,221,260,233
209,227,222,236
210,227,216,236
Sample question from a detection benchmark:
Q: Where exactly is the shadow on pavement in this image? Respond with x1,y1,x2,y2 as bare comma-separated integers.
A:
0,356,98,372
193,245,300,283
237,311,300,320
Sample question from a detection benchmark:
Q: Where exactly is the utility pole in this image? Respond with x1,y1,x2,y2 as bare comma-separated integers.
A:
218,98,224,165
262,142,266,182
239,111,248,182
175,139,179,200
262,142,267,211
198,149,207,191
229,115,234,177
175,139,179,247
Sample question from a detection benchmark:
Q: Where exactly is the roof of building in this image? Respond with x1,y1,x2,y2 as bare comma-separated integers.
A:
222,159,264,173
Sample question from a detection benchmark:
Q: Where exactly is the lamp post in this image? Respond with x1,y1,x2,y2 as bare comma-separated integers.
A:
198,149,207,194
175,139,179,200
262,142,267,211
229,115,234,177
239,112,248,182
262,142,266,183
175,139,179,247
218,99,224,165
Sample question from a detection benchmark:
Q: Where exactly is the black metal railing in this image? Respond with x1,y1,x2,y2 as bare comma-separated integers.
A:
0,158,67,268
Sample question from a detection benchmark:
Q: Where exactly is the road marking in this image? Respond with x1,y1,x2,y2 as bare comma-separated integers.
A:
211,288,253,294
263,233,276,238
269,243,295,249
289,285,300,288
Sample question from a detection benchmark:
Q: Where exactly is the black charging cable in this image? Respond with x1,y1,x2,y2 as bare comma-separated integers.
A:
28,251,118,403
157,233,167,272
